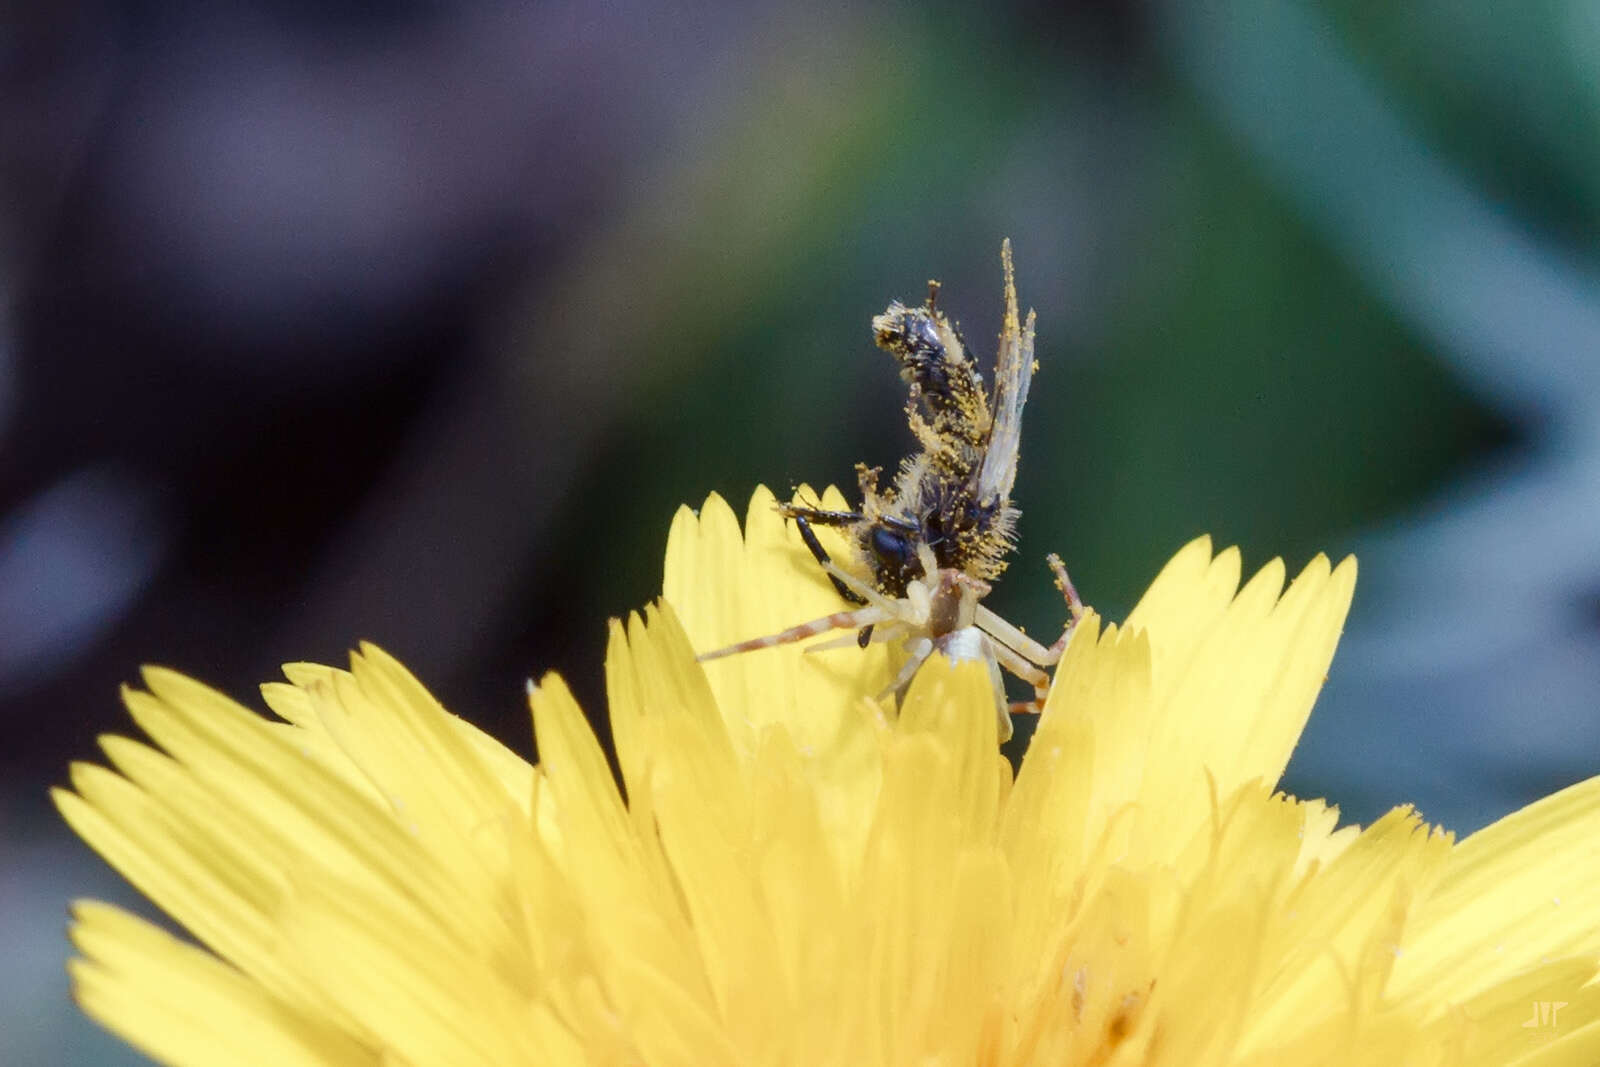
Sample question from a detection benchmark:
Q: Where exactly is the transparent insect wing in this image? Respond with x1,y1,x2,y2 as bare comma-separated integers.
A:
976,238,1037,506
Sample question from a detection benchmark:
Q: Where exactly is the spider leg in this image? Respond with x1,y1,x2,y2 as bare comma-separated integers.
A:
973,554,1085,668
1046,553,1086,623
820,559,901,612
802,631,875,654
877,636,934,700
697,604,892,662
864,621,911,645
974,605,1064,666
988,637,1053,715
804,620,910,654
1018,553,1089,663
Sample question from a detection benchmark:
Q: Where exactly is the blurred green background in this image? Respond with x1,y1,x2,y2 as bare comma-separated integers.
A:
3,2,1597,1061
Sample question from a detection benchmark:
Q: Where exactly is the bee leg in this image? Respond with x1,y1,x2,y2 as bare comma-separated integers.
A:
790,514,867,606
778,502,903,615
777,502,865,528
819,558,900,611
854,463,883,499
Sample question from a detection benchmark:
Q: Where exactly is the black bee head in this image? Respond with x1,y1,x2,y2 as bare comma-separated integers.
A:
866,523,924,593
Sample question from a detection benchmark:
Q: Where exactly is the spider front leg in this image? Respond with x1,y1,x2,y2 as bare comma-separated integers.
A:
1046,552,1087,626
974,553,1087,667
696,602,893,662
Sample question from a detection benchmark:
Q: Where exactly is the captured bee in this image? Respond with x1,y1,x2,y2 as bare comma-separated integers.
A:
697,240,1084,741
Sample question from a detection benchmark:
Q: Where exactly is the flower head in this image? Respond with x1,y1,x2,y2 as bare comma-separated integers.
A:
58,486,1600,1065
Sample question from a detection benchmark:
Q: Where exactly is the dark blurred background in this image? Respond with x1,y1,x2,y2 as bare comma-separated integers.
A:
3,2,1598,1062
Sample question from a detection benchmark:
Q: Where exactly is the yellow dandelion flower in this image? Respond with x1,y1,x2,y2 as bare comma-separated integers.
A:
58,485,1600,1066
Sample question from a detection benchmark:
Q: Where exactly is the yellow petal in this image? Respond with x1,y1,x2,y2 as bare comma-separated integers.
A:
1051,538,1356,866
1393,773,1600,1004
663,487,894,762
68,901,368,1067
54,489,1600,1067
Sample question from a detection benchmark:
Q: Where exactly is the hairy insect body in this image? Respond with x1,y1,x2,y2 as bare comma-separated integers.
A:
854,292,1016,596
873,295,989,453
698,241,1082,741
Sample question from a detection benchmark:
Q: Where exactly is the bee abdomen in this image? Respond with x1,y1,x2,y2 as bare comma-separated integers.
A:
872,301,989,445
